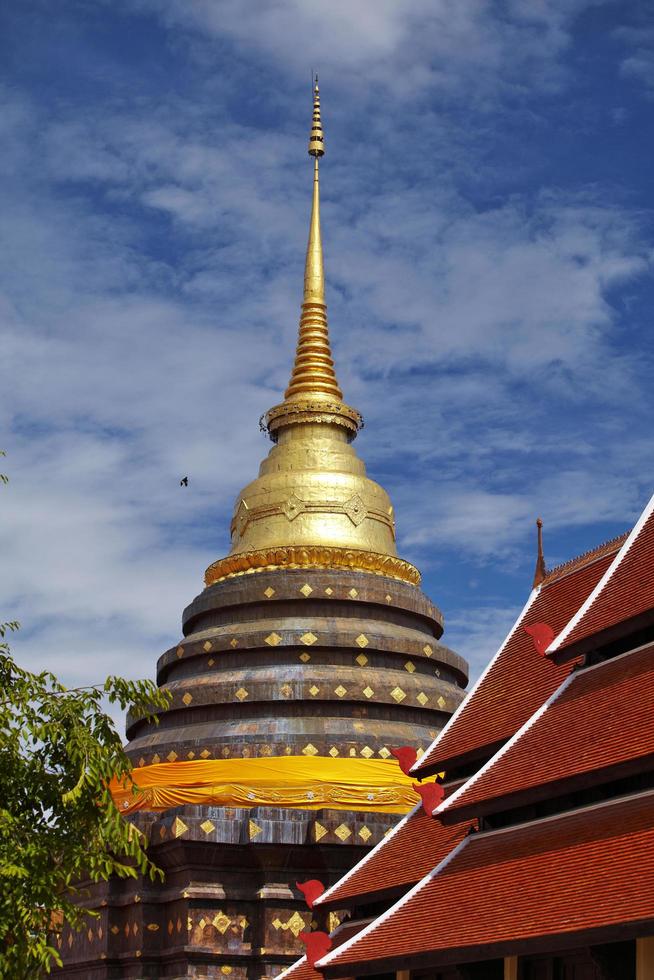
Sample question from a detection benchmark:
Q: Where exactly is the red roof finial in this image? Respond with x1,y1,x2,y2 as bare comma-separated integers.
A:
532,517,547,588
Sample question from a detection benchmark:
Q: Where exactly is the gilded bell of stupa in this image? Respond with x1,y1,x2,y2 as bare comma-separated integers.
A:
206,80,419,588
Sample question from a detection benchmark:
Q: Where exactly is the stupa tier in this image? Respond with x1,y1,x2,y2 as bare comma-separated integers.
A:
126,569,465,767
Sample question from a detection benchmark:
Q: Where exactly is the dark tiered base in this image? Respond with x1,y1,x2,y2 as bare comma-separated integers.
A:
54,566,467,977
54,804,398,979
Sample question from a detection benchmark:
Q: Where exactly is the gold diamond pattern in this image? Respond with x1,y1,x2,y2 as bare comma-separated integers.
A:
272,918,283,931
417,692,429,706
348,588,358,599
208,658,215,666
358,826,372,842
334,684,347,697
249,820,262,839
334,823,352,841
309,685,319,696
265,632,282,646
264,586,275,598
300,583,313,597
176,646,184,658
329,746,339,757
355,652,368,666
287,911,306,937
302,743,318,756
167,750,178,762
213,912,231,934
152,753,160,764
221,967,233,975
200,820,215,835
404,661,416,673
299,652,311,662
138,757,146,767
363,686,374,698
187,750,195,759
355,633,369,648
300,631,318,645
360,745,374,758
280,683,293,698
324,587,333,595
200,749,210,759
203,641,212,652
230,638,238,648
438,695,446,708
314,821,327,841
378,746,391,759
385,594,392,603
235,687,248,701
147,923,159,932
391,686,406,703
182,692,193,705
173,817,188,838
423,644,433,657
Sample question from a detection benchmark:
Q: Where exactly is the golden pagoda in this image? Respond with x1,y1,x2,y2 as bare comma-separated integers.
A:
55,79,468,980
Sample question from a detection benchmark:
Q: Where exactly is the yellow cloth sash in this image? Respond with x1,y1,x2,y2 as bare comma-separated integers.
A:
111,756,421,814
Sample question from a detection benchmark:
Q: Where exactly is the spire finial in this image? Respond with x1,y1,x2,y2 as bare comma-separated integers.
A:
282,77,345,404
532,517,547,588
262,78,362,441
308,74,324,159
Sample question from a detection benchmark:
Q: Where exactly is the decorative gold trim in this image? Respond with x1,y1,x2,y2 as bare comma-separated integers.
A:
263,398,362,437
204,545,420,587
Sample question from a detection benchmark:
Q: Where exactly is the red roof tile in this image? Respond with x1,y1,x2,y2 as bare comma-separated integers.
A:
320,790,654,975
412,541,623,778
439,642,654,822
315,791,473,910
549,495,654,659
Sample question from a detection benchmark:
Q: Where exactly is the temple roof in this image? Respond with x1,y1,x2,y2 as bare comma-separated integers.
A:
438,641,654,822
548,492,654,661
411,536,625,778
319,789,654,975
315,790,473,911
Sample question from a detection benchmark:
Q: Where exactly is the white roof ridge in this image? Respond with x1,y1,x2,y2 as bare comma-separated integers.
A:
317,835,471,968
548,490,654,653
409,587,540,775
315,801,422,906
435,669,576,817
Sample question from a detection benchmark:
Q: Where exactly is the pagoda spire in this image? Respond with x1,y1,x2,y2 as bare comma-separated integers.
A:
284,76,343,402
532,517,547,588
263,78,361,441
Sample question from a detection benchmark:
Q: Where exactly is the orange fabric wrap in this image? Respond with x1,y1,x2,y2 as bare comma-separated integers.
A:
110,756,422,814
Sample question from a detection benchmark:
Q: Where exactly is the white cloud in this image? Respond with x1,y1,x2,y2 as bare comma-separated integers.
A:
2,0,653,714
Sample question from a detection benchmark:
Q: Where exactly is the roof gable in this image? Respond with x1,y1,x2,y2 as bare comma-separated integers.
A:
438,641,654,822
412,541,623,778
549,493,654,660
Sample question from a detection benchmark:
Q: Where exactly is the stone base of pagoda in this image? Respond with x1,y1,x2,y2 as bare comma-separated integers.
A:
53,803,397,979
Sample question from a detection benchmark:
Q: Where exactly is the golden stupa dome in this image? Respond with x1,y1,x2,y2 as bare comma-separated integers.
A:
205,80,419,588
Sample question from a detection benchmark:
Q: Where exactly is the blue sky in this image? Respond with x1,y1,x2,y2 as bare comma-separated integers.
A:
2,1,654,710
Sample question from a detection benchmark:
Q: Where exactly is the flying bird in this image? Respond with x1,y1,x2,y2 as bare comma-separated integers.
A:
299,931,332,967
296,879,326,909
390,746,418,775
180,477,188,487
524,622,555,656
412,781,445,817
